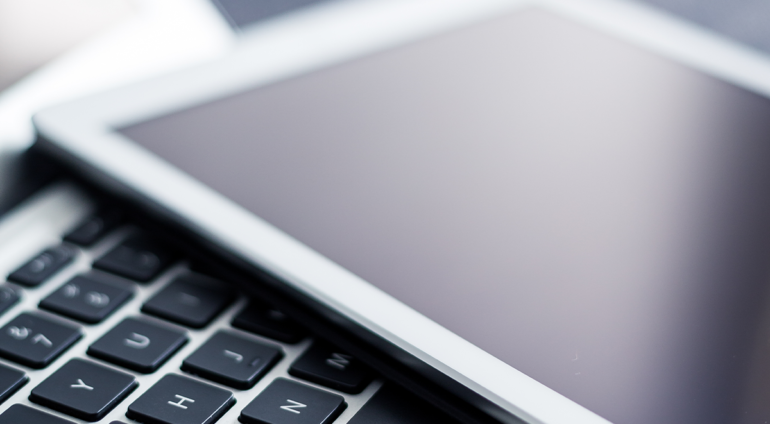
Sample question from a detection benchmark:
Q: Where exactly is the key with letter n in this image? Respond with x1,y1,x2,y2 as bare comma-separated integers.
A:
240,378,345,424
281,399,306,414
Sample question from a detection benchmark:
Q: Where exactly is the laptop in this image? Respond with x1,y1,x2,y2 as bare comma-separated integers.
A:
8,0,770,423
0,1,459,424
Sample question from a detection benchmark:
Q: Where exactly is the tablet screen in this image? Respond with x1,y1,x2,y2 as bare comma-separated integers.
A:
120,9,770,423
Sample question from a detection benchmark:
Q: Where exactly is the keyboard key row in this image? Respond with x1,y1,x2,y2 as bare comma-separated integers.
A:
27,269,238,328
0,309,369,396
6,234,173,291
0,320,366,424
0,374,348,424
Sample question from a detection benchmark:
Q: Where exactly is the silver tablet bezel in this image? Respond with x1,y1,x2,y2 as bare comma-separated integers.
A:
33,0,770,422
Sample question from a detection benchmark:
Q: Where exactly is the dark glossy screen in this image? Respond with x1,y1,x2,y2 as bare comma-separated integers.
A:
121,9,770,423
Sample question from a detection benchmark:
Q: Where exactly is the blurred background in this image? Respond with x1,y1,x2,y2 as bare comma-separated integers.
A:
642,0,770,54
4,0,770,91
0,0,132,92
1,0,769,149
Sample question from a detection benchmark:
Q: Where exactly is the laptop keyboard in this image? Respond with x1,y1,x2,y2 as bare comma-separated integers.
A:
0,199,381,423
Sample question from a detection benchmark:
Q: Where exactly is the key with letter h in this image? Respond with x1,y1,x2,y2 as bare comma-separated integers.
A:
127,374,234,424
168,395,195,409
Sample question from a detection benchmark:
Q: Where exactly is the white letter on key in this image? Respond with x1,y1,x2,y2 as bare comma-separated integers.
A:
168,395,195,409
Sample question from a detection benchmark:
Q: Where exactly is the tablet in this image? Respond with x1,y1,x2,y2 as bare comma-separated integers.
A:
33,0,770,422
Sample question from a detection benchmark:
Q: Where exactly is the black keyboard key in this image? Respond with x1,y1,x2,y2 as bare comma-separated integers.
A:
181,330,282,389
142,274,235,328
127,374,234,424
0,286,20,317
88,317,187,373
289,342,371,394
0,363,27,404
240,378,345,424
0,404,75,424
63,209,123,246
7,245,75,287
30,358,137,422
40,275,133,324
93,235,175,282
232,301,305,344
0,312,81,369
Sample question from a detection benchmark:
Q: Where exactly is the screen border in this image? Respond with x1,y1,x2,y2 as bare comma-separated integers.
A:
32,0,770,422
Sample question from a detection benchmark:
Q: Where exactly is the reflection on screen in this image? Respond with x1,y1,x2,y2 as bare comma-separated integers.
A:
121,9,770,423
